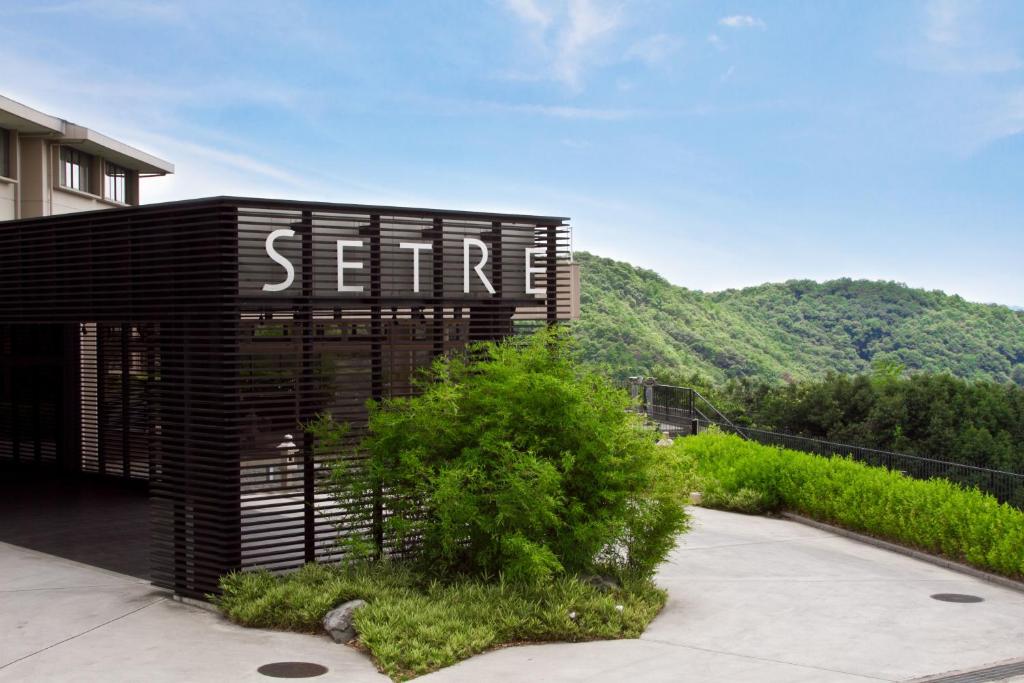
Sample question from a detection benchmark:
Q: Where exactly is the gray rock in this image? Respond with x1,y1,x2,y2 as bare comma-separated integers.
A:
322,599,366,643
581,574,620,593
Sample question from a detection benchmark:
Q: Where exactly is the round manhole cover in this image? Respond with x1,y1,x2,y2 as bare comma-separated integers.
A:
930,593,984,603
257,662,328,678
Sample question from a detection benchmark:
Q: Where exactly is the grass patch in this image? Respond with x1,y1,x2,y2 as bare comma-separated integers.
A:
213,563,666,681
678,431,1024,579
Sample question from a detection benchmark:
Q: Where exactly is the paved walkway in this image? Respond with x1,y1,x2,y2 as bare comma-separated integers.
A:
2,507,1023,681
425,508,1024,682
0,546,388,683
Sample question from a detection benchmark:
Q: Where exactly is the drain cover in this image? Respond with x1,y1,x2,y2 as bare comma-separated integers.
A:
257,662,328,678
930,593,984,603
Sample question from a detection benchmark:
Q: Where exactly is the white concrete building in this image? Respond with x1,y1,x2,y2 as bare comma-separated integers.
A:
0,95,173,220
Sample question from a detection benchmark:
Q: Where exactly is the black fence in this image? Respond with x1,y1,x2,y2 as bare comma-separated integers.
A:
627,381,1024,510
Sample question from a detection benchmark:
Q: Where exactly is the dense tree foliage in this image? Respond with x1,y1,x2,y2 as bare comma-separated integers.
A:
574,251,1024,385
574,250,1024,472
710,370,1024,473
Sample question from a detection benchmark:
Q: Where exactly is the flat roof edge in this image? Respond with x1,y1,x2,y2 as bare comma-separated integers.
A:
0,94,173,174
0,195,570,226
63,124,174,174
215,196,569,223
0,94,64,134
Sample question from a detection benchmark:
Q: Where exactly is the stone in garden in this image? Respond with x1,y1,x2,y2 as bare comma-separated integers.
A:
582,575,620,592
323,599,366,643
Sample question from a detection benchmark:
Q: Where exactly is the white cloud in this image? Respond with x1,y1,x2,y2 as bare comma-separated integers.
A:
908,0,1022,74
138,144,302,205
924,0,960,46
502,0,552,29
719,15,765,29
4,1,337,55
0,48,415,207
135,126,434,208
501,0,623,90
556,0,622,88
560,138,591,149
626,33,684,66
9,0,186,22
707,33,726,51
508,102,635,119
966,88,1024,150
149,136,305,187
400,92,641,120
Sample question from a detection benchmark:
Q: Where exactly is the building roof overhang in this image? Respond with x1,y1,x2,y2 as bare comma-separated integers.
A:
61,124,175,175
0,94,64,135
0,94,174,175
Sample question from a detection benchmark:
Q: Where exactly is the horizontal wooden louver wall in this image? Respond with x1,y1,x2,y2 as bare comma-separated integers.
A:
0,197,572,598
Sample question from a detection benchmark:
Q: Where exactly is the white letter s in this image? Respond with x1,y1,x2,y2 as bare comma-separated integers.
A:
262,229,296,292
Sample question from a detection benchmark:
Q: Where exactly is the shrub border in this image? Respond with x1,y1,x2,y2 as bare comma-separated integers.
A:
779,512,1024,595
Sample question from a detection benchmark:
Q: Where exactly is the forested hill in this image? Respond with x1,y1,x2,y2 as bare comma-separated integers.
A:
573,251,1024,385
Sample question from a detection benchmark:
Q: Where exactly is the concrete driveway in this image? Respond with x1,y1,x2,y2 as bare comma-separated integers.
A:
3,507,1023,682
0,545,388,683
423,508,1024,683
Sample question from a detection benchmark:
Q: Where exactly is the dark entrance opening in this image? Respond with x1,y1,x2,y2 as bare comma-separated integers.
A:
0,322,152,578
0,465,149,578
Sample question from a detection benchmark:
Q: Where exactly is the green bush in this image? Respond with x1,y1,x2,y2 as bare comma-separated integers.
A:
214,563,666,681
702,486,772,514
313,328,689,583
679,431,1024,579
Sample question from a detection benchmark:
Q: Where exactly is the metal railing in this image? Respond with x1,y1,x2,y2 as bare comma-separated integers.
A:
625,379,742,433
625,379,1024,509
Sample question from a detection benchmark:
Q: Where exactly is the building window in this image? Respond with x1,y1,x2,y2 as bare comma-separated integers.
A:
105,162,129,203
60,146,92,193
0,128,9,178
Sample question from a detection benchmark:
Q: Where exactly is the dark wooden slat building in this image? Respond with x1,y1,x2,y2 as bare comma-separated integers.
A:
0,196,574,598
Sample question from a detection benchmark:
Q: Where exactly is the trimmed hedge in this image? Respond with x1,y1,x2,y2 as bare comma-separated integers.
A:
677,431,1024,579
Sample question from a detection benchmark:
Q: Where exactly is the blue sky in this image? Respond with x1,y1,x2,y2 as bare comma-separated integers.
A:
2,1,1023,305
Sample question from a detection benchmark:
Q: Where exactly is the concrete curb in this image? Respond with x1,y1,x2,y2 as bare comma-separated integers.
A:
903,656,1024,682
779,512,1024,595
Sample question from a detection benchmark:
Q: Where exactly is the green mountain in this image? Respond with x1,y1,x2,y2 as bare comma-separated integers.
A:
573,251,1024,385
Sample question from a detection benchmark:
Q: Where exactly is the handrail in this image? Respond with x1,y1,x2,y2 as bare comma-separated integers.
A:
696,419,1024,478
627,379,1024,507
627,379,748,439
630,378,1022,476
690,388,748,439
